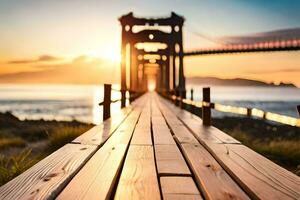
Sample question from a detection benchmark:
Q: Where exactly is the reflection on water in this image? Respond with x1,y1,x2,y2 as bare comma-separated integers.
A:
0,84,123,125
186,85,300,118
0,84,299,124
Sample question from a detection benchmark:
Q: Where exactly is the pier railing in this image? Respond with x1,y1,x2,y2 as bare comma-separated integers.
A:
160,88,300,127
98,84,144,120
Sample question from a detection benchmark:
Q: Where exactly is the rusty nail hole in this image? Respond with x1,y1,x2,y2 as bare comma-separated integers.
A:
206,164,211,168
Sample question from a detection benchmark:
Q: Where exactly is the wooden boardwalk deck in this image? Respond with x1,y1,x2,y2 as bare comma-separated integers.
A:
0,92,299,200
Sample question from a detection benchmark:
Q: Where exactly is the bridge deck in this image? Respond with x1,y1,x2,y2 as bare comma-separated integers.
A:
0,93,299,200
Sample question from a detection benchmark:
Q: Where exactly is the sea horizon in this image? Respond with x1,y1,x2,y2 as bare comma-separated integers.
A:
0,84,299,125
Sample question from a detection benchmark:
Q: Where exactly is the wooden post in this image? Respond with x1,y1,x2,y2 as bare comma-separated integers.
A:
103,84,111,121
190,88,194,101
175,89,179,106
121,89,126,108
202,87,211,126
190,88,194,113
129,91,134,104
297,105,300,116
247,108,252,117
179,90,184,109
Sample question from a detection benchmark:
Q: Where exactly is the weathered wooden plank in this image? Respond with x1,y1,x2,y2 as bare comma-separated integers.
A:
156,95,249,199
114,145,161,200
131,127,152,145
157,94,240,144
160,177,202,200
155,145,191,176
207,143,300,200
57,144,127,200
155,96,249,199
73,93,148,146
58,107,144,200
152,126,176,145
154,95,223,144
158,94,300,199
73,106,132,145
163,194,203,200
181,143,250,200
157,94,300,199
151,102,176,145
153,101,199,145
131,102,152,145
0,144,97,200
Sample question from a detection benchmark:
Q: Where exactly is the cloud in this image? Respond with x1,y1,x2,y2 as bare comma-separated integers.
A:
7,55,62,64
219,27,300,44
0,54,119,84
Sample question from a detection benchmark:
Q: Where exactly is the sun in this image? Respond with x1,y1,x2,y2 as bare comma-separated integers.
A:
100,50,121,63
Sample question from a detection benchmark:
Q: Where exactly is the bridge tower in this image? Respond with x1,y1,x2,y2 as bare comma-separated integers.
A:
119,12,186,95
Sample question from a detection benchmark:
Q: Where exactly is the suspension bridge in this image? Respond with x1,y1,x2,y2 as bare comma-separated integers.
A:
1,13,299,200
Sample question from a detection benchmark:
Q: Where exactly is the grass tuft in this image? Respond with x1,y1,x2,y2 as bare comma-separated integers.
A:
0,149,37,186
48,125,90,151
229,129,300,176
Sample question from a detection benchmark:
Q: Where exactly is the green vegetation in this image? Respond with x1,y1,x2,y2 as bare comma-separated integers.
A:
48,125,91,151
0,138,26,150
213,117,300,176
0,149,38,186
0,112,93,186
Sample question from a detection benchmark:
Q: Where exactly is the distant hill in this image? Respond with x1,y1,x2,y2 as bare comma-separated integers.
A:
186,77,297,87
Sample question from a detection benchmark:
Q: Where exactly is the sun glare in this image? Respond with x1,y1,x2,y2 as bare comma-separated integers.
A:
101,51,121,62
87,46,121,63
148,82,156,91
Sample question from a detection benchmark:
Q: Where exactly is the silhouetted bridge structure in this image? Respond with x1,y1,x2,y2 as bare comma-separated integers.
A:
1,13,300,200
118,12,300,97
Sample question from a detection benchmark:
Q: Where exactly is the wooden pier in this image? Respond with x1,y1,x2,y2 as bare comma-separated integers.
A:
1,92,299,200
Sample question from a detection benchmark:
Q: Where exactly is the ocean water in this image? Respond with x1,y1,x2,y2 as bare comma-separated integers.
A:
0,84,299,125
0,84,124,125
186,85,300,118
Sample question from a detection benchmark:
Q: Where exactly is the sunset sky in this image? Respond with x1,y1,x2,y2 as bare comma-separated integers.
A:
0,0,300,86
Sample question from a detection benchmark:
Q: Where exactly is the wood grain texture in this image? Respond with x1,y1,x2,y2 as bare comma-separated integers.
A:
160,176,200,195
157,94,240,144
154,95,222,144
131,102,152,145
207,143,300,200
155,95,248,199
152,126,176,145
57,144,127,200
163,194,203,200
181,143,250,200
73,92,147,146
73,106,132,145
155,145,191,176
114,145,161,200
58,107,144,200
157,94,300,199
0,144,97,200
